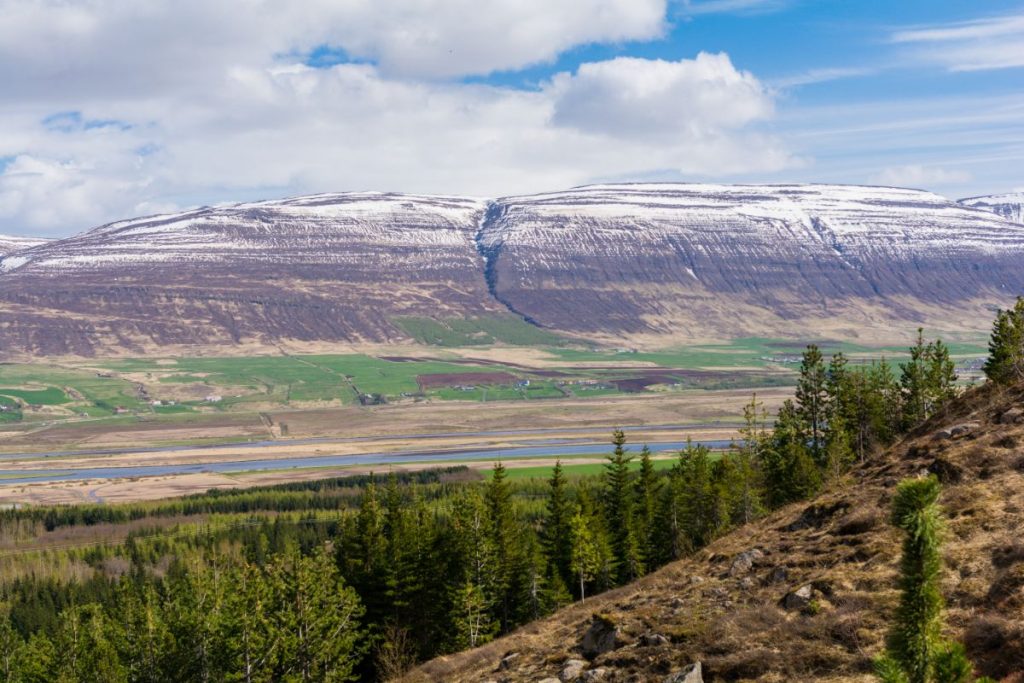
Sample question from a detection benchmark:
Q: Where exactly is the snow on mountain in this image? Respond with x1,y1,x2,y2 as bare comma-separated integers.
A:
959,192,1024,225
0,183,1022,356
0,234,49,259
482,183,1024,341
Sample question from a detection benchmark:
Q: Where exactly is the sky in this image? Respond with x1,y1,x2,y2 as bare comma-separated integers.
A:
0,0,1022,236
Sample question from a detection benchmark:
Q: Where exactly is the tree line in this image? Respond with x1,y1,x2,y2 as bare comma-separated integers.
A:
0,324,980,682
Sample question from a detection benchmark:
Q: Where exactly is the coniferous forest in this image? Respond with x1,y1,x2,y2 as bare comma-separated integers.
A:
0,325,982,681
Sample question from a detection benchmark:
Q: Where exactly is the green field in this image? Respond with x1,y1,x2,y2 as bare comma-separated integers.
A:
0,334,987,430
394,315,567,347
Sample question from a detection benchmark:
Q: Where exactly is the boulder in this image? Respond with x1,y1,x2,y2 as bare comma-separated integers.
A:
499,652,521,670
950,422,980,438
728,549,764,576
780,584,815,611
1000,407,1024,424
580,615,619,659
639,632,670,646
560,659,587,681
580,669,607,682
664,662,703,683
766,566,789,584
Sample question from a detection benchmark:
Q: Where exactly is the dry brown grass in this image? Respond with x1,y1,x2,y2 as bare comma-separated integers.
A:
406,382,1024,682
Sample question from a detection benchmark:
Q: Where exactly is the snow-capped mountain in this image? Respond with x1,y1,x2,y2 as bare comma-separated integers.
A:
1,184,1023,356
959,192,1024,224
0,234,49,259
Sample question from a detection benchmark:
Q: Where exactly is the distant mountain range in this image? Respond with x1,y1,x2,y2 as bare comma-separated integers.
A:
0,184,1022,357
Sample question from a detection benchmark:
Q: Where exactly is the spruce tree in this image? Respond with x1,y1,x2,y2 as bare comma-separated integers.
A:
603,430,642,583
900,330,929,429
875,477,993,683
541,460,572,587
795,344,829,464
634,444,659,568
983,296,1024,384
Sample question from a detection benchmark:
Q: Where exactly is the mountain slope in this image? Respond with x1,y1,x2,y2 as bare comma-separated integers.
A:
0,234,49,258
483,184,1024,344
960,193,1024,225
0,193,504,356
2,184,1024,357
409,383,1024,682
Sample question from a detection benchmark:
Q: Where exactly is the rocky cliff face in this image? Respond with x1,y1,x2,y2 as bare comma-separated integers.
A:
960,192,1024,225
1,184,1022,356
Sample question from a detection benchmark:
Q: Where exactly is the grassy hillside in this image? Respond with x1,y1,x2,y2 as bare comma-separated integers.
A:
409,382,1024,682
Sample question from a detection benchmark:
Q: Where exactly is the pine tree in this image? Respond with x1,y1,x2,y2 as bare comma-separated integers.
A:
764,400,820,506
271,549,364,683
823,413,854,483
633,445,660,569
983,296,1024,384
901,330,929,429
541,460,573,587
795,345,829,464
924,339,957,416
221,562,276,683
875,477,993,683
603,430,642,583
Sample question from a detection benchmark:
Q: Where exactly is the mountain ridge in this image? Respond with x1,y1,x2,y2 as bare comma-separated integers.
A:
0,183,1022,357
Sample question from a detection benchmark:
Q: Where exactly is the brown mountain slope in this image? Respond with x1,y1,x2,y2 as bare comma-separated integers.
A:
409,383,1024,683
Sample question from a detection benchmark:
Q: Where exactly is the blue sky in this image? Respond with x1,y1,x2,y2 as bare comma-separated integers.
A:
0,0,1021,235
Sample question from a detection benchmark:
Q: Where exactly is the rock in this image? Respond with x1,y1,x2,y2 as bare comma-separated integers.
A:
499,652,521,670
780,584,815,610
1000,407,1024,424
950,422,980,438
766,566,789,584
933,429,953,440
927,457,963,484
639,632,670,646
580,615,619,659
728,549,764,576
581,669,607,682
664,662,703,683
739,577,755,590
560,659,587,681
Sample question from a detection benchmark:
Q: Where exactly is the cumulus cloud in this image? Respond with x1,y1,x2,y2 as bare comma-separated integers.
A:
871,164,972,189
0,0,800,235
891,13,1024,72
549,53,773,139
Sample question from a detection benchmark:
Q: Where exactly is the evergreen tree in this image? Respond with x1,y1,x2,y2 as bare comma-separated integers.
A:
221,562,276,683
541,460,572,588
271,549,364,683
485,463,518,631
795,345,829,464
924,339,957,416
823,413,854,483
633,445,659,568
603,430,642,583
983,296,1024,384
901,330,929,429
764,400,820,506
875,477,993,683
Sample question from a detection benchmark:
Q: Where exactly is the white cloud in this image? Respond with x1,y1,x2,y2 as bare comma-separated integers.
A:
772,67,875,89
550,53,773,139
678,0,787,17
0,0,668,92
0,42,795,235
891,13,1024,72
870,164,972,189
0,1,806,235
